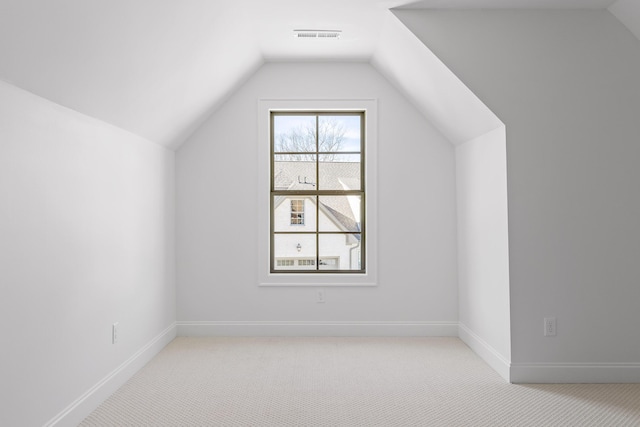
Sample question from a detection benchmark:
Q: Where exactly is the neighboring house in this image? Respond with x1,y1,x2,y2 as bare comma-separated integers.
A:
273,160,362,270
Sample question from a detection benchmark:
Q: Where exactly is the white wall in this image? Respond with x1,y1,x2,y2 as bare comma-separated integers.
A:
456,126,511,381
176,62,458,334
0,81,176,426
397,10,640,382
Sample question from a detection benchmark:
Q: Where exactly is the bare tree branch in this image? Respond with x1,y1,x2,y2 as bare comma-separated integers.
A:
276,118,345,161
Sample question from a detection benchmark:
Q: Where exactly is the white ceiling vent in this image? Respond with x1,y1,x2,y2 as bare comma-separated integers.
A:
293,29,342,39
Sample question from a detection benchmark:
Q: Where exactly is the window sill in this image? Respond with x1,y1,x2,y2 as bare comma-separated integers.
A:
259,278,377,287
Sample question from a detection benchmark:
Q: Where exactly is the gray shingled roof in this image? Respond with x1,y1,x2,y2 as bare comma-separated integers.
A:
274,161,361,233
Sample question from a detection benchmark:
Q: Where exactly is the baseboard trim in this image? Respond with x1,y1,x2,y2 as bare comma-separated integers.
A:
458,323,511,382
44,323,177,427
177,320,458,337
510,362,640,384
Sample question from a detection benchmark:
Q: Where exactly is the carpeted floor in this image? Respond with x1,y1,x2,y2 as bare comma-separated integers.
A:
81,337,640,426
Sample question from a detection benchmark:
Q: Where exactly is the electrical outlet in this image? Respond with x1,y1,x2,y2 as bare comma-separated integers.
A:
317,290,325,304
544,317,556,337
112,322,119,344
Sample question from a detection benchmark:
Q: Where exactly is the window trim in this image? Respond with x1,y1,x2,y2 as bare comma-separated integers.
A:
257,99,378,287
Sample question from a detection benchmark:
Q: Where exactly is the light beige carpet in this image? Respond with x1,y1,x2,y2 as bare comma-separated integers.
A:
81,337,640,426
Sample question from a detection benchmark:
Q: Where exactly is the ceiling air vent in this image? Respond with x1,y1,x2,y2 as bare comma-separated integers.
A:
293,29,342,39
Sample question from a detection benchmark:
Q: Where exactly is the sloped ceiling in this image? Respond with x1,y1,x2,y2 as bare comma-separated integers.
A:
371,12,502,144
0,0,263,148
0,0,638,149
609,0,640,41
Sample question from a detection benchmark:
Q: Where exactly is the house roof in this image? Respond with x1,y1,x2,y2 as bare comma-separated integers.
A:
274,160,361,192
0,1,637,148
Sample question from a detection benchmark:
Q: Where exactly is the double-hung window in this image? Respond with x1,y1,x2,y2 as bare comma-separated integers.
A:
270,112,365,273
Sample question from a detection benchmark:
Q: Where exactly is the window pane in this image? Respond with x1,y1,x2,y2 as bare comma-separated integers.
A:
318,196,361,232
319,115,361,153
270,111,365,274
273,234,317,270
319,234,362,270
318,154,361,191
273,155,316,191
273,115,316,153
273,196,317,232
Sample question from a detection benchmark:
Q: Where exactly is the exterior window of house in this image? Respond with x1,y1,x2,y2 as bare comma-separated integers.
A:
290,200,304,225
271,111,365,273
319,257,339,270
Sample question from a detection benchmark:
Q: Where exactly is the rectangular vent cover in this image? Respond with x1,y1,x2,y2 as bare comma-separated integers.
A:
293,30,342,39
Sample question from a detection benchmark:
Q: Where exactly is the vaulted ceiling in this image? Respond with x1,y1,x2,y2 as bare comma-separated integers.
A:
0,0,638,149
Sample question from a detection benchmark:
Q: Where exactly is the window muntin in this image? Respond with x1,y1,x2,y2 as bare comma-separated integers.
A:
270,112,365,273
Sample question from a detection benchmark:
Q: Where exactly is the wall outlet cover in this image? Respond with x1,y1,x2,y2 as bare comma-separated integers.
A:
544,317,556,337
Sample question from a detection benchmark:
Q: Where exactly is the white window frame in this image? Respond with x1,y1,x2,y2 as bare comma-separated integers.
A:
258,99,378,287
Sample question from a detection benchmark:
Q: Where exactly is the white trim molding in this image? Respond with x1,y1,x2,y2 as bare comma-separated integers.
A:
510,362,640,384
458,323,511,382
177,321,458,337
257,98,379,287
44,323,177,427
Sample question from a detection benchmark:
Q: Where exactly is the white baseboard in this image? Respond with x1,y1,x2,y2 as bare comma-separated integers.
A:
44,323,177,427
458,323,511,382
510,363,640,384
177,320,458,337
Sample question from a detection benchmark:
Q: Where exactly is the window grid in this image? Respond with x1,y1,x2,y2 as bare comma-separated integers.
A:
270,111,365,274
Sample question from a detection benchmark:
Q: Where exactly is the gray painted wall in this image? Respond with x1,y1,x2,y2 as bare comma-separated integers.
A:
397,9,640,378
